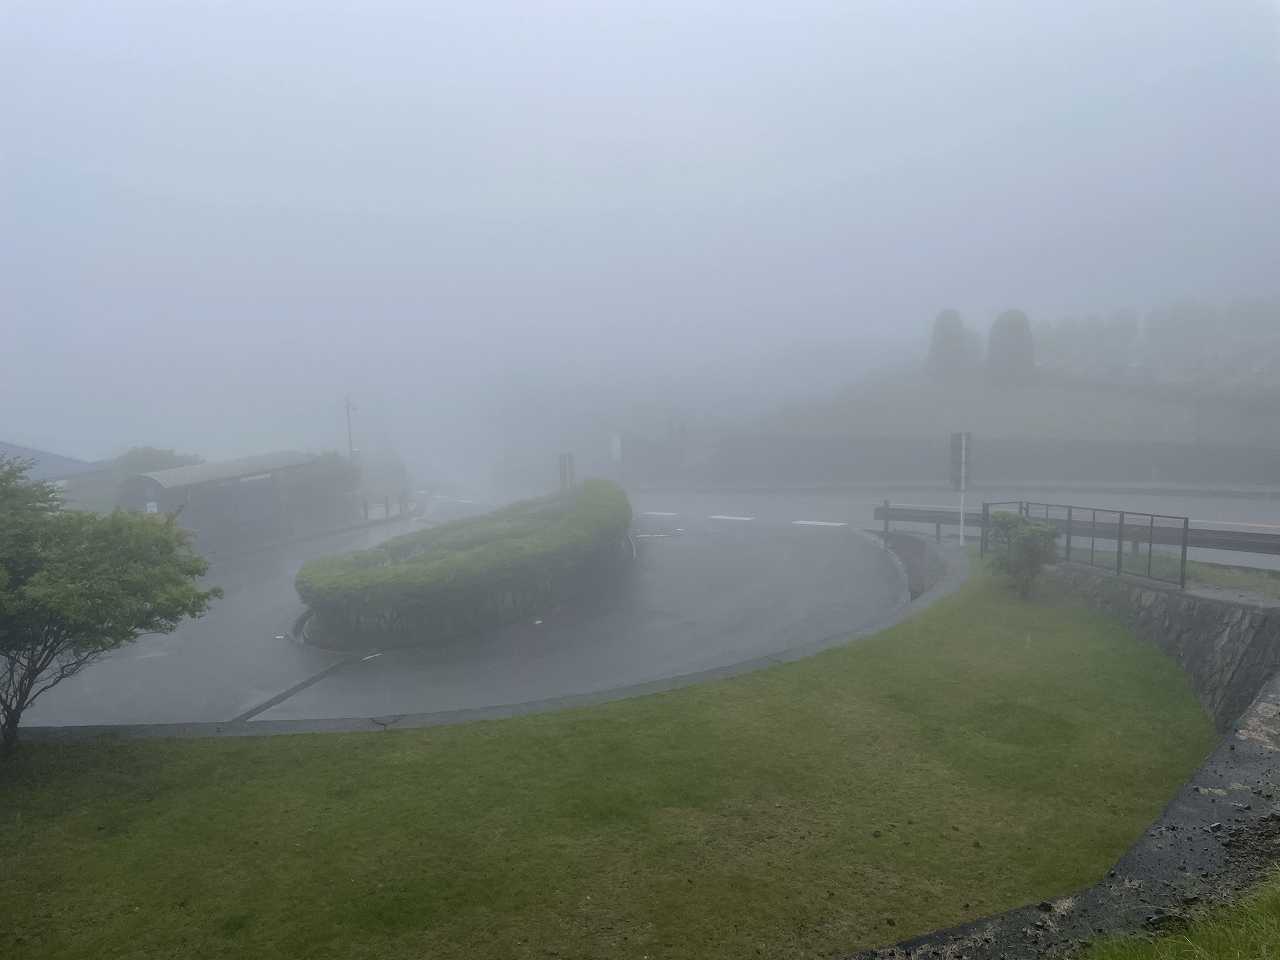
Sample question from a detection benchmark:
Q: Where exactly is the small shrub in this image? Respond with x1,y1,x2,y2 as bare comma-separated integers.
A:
987,512,1058,598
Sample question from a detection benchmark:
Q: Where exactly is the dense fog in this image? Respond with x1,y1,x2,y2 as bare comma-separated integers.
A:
4,1,1279,492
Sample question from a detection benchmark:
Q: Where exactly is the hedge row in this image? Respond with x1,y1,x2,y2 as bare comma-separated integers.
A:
295,479,632,648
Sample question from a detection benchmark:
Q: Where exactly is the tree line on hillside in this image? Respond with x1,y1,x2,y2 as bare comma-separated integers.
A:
927,308,1036,385
927,297,1280,400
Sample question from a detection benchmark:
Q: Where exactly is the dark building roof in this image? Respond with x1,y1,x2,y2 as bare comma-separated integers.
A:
0,441,101,480
139,451,319,489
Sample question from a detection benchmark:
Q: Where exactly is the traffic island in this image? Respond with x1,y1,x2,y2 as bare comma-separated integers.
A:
295,479,632,649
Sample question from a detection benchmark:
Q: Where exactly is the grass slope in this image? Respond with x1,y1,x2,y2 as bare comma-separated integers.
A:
1188,561,1280,601
1116,550,1280,601
1,572,1215,959
1087,870,1280,959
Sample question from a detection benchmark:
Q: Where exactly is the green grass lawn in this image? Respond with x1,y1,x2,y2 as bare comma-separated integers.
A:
1,571,1216,960
1075,547,1280,601
1086,870,1280,960
1188,560,1280,601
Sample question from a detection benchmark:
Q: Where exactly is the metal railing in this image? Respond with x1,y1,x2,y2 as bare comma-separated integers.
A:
980,501,1190,588
875,502,1280,560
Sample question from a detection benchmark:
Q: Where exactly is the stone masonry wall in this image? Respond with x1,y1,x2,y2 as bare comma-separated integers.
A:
1049,563,1280,731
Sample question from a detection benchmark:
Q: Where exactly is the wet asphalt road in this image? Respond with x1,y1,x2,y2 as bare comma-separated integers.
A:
26,486,1280,730
22,517,422,726
23,493,907,728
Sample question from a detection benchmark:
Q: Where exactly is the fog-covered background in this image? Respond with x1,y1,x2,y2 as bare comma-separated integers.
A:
4,1,1279,490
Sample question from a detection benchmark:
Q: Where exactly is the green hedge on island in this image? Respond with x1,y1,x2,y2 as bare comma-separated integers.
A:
296,479,632,648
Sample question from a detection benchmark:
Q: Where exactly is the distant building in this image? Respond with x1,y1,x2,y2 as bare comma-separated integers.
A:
119,451,360,552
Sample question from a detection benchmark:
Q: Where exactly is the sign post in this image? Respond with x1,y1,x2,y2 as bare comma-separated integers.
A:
950,432,971,546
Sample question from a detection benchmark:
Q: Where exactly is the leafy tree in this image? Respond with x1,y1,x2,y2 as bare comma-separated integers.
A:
987,512,1058,599
987,309,1036,384
0,457,219,756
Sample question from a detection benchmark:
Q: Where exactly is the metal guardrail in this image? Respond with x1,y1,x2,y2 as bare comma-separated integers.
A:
874,499,1280,591
981,501,1190,588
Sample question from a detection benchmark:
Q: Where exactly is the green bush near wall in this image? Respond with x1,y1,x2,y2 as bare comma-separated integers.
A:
295,479,632,648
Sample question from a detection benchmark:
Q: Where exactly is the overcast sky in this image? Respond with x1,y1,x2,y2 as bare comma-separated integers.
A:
3,1,1279,469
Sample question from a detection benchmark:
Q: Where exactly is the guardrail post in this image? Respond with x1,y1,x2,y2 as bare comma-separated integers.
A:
1147,515,1155,578
935,521,942,543
1180,518,1190,590
1117,511,1125,575
980,502,989,556
1065,506,1073,562
883,499,890,536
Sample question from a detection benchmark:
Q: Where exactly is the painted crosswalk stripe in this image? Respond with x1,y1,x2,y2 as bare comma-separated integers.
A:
641,511,680,517
792,520,848,527
709,515,755,521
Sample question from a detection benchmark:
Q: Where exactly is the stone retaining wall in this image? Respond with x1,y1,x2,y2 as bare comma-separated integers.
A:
1048,564,1280,732
849,560,1280,959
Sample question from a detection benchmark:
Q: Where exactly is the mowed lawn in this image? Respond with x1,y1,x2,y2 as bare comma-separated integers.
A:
1,571,1216,960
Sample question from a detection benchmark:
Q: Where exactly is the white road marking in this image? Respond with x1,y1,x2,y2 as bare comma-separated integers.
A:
635,533,673,538
360,653,383,662
641,511,679,517
792,520,848,527
709,515,755,521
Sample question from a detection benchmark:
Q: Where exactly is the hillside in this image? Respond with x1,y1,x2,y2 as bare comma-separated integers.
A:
768,372,1280,449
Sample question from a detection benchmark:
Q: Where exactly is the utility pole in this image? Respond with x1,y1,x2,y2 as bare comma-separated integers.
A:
345,395,355,462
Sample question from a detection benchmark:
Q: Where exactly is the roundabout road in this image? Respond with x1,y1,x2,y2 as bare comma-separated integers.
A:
23,493,908,730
